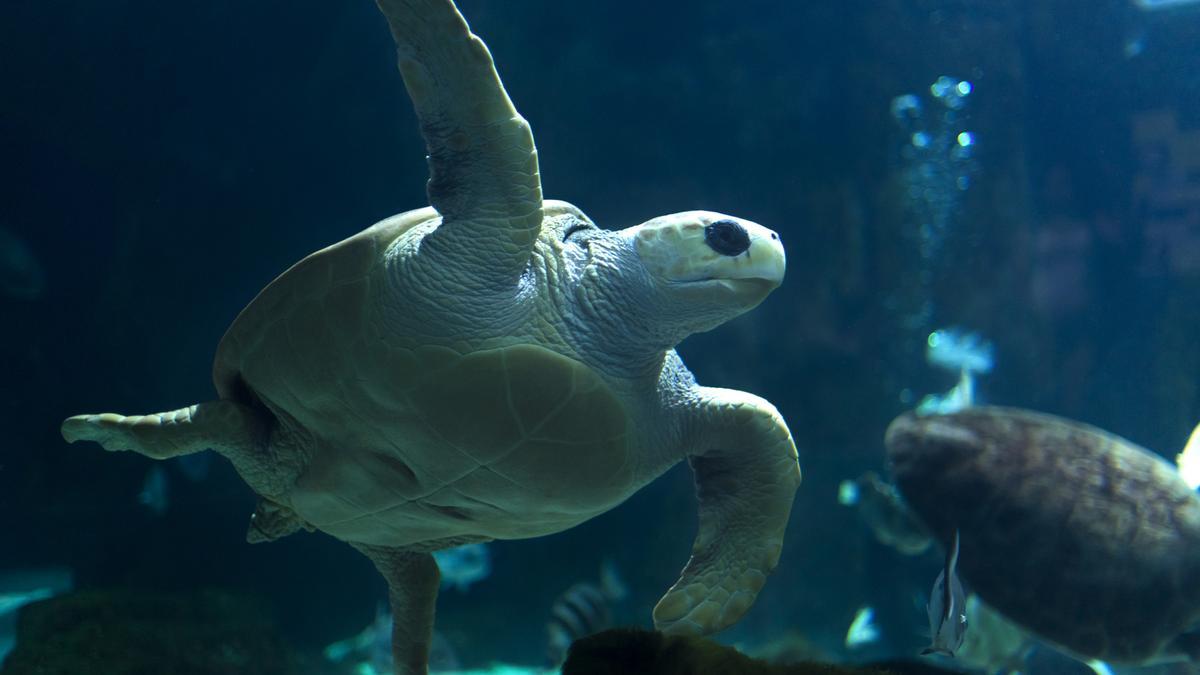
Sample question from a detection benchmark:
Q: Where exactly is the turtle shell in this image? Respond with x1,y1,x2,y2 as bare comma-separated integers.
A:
211,208,634,548
886,406,1200,663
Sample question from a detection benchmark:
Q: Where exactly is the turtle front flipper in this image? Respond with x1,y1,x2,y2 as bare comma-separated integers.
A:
62,401,267,459
61,400,284,496
374,0,543,281
352,543,440,675
653,387,801,636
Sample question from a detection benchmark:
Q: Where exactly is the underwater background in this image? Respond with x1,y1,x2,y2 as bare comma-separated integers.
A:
3,0,1200,672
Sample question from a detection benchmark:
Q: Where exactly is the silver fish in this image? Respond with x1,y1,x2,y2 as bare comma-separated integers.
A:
922,529,967,657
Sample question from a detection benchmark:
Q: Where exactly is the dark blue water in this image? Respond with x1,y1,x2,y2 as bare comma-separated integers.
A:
3,0,1199,672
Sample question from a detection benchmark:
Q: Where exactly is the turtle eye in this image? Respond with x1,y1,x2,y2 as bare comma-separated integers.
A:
562,223,592,242
704,219,751,256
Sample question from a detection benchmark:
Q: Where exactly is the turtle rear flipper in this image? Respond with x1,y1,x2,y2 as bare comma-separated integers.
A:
352,543,440,675
653,388,801,636
246,498,312,544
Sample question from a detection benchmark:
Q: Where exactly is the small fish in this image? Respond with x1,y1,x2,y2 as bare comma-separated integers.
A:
427,630,462,673
837,480,860,506
845,605,881,649
0,567,73,662
0,227,45,301
925,328,994,376
546,561,627,666
138,465,169,516
366,604,392,673
1174,420,1200,490
432,542,491,592
918,328,993,416
1123,31,1147,59
323,602,386,664
1134,0,1200,10
917,369,976,416
323,603,459,673
922,530,967,657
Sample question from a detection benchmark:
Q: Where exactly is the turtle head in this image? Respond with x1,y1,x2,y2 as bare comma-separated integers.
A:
631,211,785,304
626,211,786,335
543,202,785,365
548,205,786,361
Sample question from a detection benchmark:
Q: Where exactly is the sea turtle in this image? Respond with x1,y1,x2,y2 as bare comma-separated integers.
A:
885,406,1200,664
60,0,801,672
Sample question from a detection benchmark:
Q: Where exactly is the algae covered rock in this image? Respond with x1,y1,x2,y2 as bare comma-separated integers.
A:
561,627,959,675
1,588,314,675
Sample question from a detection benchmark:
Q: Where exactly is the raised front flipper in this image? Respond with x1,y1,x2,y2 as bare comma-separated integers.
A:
352,543,440,675
374,0,543,281
654,387,801,635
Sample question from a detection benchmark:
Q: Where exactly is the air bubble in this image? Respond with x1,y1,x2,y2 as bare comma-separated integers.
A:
930,76,956,98
891,94,921,121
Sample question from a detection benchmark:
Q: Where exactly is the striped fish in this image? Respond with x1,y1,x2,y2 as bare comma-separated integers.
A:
545,562,627,666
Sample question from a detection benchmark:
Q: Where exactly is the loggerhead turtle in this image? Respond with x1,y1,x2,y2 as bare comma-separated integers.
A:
61,0,801,672
885,406,1200,664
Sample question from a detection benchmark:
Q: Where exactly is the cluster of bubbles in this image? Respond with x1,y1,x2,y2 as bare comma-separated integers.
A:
891,76,979,264
886,75,981,343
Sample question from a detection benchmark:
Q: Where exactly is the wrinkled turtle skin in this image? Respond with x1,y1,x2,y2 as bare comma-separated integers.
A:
886,406,1200,664
59,1,801,673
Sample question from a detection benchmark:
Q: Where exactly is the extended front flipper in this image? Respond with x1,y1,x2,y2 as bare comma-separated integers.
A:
374,0,543,282
654,387,801,635
352,543,440,675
